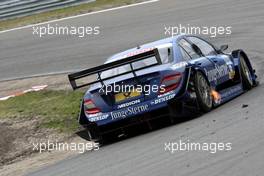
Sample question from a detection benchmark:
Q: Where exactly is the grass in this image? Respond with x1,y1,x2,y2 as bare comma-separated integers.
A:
0,0,145,31
0,90,84,133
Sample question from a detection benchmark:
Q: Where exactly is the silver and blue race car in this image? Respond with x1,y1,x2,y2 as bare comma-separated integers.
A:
68,35,258,141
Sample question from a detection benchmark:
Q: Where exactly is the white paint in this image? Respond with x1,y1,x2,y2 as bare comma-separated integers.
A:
0,0,159,34
0,85,48,101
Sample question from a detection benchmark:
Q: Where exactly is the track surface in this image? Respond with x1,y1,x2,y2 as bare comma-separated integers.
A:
1,0,264,175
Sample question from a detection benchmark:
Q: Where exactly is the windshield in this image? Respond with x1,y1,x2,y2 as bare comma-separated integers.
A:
100,46,173,79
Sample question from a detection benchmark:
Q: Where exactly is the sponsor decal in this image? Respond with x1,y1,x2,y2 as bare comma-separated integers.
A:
151,93,176,105
126,48,154,57
111,104,149,120
157,91,174,98
117,99,141,109
205,64,230,82
88,114,109,122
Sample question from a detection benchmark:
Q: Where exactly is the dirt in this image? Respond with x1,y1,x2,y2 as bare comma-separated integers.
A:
0,117,66,166
0,117,90,176
0,74,92,176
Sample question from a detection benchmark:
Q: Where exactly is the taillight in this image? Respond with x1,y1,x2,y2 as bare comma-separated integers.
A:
84,99,100,114
160,73,182,94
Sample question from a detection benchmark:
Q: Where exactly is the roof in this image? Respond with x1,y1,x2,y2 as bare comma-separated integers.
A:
105,36,182,63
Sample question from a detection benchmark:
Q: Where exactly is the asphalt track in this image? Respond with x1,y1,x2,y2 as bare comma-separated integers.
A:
1,0,264,175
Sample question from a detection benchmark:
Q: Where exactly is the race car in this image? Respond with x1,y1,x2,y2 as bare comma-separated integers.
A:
68,35,258,142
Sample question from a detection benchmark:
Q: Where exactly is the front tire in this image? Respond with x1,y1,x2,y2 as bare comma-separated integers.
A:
194,71,213,112
240,55,253,90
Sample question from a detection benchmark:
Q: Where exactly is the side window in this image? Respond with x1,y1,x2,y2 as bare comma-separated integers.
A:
180,47,191,61
178,39,200,59
187,37,217,56
157,46,173,63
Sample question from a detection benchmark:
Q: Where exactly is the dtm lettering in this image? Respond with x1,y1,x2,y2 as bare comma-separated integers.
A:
111,105,149,120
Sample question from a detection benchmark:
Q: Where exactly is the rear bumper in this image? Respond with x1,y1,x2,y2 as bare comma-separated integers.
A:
81,89,197,139
83,89,193,129
86,103,179,135
85,91,177,126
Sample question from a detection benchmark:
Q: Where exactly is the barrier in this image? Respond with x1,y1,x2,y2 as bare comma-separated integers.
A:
0,0,95,20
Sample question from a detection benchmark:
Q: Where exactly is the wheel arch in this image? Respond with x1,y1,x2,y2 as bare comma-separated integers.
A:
177,65,211,96
231,49,257,84
190,66,212,86
232,50,251,68
78,101,90,125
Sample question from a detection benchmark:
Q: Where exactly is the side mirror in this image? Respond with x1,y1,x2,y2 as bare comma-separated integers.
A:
219,44,228,52
192,44,203,56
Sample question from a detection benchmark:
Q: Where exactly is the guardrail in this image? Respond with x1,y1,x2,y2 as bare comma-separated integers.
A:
0,0,95,20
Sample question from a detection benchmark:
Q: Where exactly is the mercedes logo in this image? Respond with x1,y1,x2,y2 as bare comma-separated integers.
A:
123,92,131,98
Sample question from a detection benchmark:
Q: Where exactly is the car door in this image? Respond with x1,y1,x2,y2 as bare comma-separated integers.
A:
186,36,233,86
178,38,216,82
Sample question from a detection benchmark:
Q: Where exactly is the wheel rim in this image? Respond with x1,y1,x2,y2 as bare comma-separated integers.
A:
197,73,212,107
241,56,253,85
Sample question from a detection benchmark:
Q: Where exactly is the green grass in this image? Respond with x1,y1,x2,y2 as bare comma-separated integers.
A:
0,0,144,31
0,90,84,133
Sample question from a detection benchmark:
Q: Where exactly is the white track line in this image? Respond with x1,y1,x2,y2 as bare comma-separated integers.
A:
0,0,159,34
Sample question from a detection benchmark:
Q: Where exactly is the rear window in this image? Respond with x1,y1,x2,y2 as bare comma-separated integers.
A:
100,47,173,79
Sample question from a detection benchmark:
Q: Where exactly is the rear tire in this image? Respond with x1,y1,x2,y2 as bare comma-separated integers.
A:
194,71,213,112
240,55,253,90
86,125,102,143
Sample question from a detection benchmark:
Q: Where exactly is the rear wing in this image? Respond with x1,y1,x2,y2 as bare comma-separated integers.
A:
68,49,162,90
